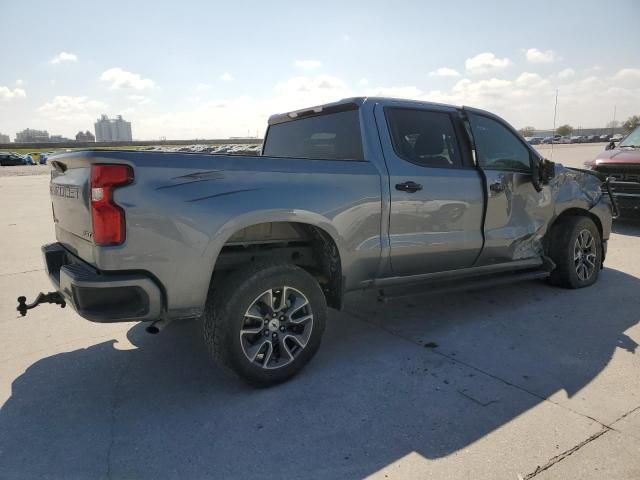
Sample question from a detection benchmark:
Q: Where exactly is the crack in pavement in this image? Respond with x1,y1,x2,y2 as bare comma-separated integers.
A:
522,427,611,479
0,268,44,277
523,402,640,479
346,307,640,479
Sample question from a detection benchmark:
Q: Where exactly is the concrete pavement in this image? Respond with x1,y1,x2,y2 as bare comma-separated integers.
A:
1,146,639,479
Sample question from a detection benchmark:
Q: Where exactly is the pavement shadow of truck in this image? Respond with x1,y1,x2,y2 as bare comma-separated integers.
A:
0,267,638,479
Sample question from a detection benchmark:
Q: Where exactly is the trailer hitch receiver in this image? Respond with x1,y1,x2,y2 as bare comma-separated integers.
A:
17,292,66,317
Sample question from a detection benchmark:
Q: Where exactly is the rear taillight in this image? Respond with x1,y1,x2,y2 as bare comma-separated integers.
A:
90,164,133,246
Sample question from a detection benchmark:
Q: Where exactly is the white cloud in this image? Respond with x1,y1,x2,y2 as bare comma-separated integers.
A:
196,83,212,91
342,34,351,41
50,52,78,64
525,48,558,64
38,96,106,120
294,59,322,70
100,67,156,90
96,66,640,140
276,75,347,94
557,68,575,79
365,85,424,98
127,95,151,105
0,86,26,100
220,72,233,82
358,78,369,86
429,67,461,77
465,52,512,74
15,79,24,86
614,68,640,82
515,72,549,88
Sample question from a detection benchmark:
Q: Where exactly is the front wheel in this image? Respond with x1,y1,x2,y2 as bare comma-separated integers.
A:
202,262,327,386
548,216,602,288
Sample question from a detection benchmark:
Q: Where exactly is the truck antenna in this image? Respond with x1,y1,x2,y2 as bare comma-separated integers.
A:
551,89,558,161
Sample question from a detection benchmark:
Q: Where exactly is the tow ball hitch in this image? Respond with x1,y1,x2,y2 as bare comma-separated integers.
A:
17,292,66,317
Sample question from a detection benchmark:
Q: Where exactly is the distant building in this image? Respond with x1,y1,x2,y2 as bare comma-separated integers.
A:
94,115,132,142
50,135,73,143
0,133,9,143
15,128,50,143
76,130,96,142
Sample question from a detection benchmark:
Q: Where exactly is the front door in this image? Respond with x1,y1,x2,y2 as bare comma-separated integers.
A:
377,105,485,276
465,109,551,266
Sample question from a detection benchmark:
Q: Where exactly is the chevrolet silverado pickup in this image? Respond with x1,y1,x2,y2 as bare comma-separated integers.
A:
19,97,615,386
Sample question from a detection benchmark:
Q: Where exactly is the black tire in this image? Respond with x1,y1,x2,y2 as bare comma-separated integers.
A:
548,216,602,288
202,261,327,386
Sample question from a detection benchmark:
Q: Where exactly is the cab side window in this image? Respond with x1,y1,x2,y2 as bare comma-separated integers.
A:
468,113,531,171
385,108,462,168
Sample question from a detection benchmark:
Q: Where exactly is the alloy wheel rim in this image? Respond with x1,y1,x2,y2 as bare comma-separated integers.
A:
573,229,597,281
239,287,313,370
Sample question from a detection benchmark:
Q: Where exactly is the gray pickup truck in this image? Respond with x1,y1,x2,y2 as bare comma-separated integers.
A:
19,97,614,385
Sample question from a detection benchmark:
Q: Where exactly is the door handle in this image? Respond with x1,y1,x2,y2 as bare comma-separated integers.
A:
395,181,423,193
489,181,505,194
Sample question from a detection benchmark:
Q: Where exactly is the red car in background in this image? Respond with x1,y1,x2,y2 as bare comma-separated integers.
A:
585,125,640,216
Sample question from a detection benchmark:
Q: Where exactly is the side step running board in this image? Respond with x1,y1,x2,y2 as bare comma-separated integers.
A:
377,266,553,303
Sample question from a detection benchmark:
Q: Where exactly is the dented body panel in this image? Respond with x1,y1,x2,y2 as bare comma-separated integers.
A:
42,97,613,323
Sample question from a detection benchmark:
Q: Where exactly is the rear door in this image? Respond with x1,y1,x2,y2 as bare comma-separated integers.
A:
464,109,549,266
376,104,485,276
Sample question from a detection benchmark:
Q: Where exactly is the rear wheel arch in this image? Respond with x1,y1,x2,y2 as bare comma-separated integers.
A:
210,221,344,310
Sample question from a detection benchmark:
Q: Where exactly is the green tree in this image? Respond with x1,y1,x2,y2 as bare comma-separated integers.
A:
556,124,573,136
518,126,536,137
623,115,640,132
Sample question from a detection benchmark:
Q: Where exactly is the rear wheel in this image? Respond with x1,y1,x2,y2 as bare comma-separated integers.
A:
202,262,326,386
548,216,602,288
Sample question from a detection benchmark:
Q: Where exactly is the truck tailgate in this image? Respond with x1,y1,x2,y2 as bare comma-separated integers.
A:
50,157,95,263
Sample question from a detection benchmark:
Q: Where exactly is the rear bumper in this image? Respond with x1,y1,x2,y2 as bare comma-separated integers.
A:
42,243,163,323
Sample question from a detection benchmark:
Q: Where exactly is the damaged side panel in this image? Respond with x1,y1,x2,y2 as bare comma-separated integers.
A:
475,165,611,267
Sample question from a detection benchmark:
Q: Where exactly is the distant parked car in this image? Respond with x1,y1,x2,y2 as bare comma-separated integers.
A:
585,135,599,143
542,136,554,144
611,134,624,142
570,136,585,143
599,134,611,142
0,152,26,166
558,136,571,144
528,136,544,145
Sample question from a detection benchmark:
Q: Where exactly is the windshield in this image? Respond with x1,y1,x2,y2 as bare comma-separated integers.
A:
619,125,640,147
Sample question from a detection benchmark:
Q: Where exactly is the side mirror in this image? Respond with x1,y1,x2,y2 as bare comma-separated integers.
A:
605,140,616,150
531,156,555,192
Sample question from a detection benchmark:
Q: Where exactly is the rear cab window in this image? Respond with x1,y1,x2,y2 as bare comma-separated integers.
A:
263,108,364,161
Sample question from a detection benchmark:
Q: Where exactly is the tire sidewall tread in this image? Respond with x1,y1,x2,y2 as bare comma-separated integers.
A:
202,261,326,386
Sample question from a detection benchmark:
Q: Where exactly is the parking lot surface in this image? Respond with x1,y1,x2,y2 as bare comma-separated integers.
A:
1,144,638,479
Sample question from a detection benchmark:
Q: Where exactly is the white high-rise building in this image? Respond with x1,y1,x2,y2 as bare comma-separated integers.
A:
94,115,133,142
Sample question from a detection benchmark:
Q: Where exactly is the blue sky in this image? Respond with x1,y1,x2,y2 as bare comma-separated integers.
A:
1,0,639,140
